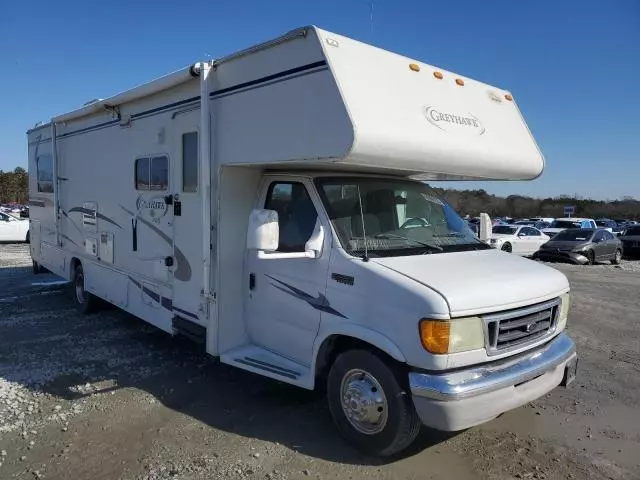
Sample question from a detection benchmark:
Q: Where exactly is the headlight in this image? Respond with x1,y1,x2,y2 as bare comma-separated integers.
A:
557,292,571,331
419,317,485,354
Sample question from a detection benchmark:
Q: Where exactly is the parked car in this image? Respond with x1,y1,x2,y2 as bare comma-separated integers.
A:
490,225,550,255
618,225,640,257
528,217,555,224
542,218,597,237
0,211,30,242
533,228,622,265
595,219,618,233
515,220,550,230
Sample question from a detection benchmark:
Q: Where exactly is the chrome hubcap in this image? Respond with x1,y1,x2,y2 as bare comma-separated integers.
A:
75,274,85,304
616,251,621,261
340,369,388,435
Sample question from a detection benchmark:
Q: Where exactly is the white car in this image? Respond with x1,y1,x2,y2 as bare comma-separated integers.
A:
0,212,30,242
489,225,550,256
542,218,597,237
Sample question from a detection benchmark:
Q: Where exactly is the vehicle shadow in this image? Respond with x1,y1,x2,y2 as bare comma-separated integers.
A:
3,276,460,466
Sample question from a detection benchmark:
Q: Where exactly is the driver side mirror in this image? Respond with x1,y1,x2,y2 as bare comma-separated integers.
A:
247,209,279,252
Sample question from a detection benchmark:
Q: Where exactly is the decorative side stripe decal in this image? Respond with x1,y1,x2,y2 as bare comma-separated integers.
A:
120,205,192,282
265,274,347,319
52,60,329,140
128,276,198,320
68,207,122,229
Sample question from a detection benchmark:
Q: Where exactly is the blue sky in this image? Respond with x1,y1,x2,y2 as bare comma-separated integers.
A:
1,0,638,200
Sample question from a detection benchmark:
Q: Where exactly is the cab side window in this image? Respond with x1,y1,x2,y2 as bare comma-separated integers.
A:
265,182,318,252
593,231,605,243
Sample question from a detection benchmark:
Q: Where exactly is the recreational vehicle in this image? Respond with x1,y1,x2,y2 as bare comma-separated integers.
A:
28,26,577,456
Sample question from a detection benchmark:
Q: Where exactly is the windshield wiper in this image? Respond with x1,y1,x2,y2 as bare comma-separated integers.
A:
432,232,466,238
374,233,443,252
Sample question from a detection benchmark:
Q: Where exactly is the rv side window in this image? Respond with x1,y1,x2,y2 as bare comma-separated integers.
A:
135,156,169,191
182,132,198,192
36,154,53,193
265,182,318,253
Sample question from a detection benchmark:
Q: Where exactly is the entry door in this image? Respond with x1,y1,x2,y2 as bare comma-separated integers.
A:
171,110,203,322
244,179,331,365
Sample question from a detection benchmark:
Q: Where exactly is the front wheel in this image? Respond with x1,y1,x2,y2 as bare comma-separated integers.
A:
501,242,512,253
611,249,622,265
73,264,100,314
327,350,421,457
586,250,595,265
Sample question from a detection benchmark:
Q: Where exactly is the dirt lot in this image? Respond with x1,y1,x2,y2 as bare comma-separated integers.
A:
0,243,639,480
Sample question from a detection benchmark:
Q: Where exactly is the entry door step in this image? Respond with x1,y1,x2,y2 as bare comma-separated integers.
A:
221,345,312,389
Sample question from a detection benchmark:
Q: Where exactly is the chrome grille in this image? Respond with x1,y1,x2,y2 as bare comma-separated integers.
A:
483,298,560,355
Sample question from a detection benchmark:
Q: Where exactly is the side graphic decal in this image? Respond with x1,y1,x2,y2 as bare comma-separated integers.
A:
265,274,347,319
120,206,192,282
128,276,198,320
68,207,122,229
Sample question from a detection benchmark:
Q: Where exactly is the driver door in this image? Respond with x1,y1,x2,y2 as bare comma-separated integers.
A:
244,179,331,366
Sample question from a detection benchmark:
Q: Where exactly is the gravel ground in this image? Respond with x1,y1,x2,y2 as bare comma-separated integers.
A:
0,244,639,479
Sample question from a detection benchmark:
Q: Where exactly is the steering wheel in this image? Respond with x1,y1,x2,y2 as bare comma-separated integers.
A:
400,217,430,229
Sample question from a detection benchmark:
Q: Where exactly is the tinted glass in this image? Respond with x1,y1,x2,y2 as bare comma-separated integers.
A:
150,156,168,191
36,154,53,193
182,132,198,192
493,226,517,235
135,158,150,190
623,226,640,236
265,182,317,252
603,231,615,240
551,220,581,229
524,227,540,236
553,229,594,241
593,231,605,242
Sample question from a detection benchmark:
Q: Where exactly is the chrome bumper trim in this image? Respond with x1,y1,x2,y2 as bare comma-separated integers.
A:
409,333,576,401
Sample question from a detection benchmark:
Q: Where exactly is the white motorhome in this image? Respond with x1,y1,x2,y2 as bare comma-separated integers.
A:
28,26,577,456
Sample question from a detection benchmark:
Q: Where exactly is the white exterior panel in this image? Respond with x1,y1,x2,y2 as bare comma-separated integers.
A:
317,28,544,180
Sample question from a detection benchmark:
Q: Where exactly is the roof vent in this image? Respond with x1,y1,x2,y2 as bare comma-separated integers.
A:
83,98,104,106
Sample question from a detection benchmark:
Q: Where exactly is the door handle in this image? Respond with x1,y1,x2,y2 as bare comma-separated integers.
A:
249,273,256,290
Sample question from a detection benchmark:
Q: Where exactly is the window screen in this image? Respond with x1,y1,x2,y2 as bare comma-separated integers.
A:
182,132,198,192
136,156,168,191
36,154,53,193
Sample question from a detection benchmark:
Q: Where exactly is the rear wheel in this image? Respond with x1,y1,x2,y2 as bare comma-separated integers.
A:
327,350,421,457
586,250,595,265
611,249,622,265
73,264,99,314
501,242,512,253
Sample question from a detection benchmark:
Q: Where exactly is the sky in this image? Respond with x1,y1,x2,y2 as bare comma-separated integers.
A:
1,0,638,200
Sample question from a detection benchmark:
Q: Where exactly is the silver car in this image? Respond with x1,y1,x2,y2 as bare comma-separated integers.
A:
533,228,622,265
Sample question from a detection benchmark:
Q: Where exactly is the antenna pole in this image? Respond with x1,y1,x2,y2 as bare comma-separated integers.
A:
369,1,374,40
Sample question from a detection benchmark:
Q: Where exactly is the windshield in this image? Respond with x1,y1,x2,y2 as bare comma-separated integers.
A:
552,229,594,241
516,221,535,226
623,226,640,236
493,226,518,235
316,177,489,258
550,220,581,229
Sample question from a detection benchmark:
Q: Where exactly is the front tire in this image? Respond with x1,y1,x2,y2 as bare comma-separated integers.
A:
611,249,622,265
73,264,99,314
501,242,512,253
586,250,595,265
327,350,421,457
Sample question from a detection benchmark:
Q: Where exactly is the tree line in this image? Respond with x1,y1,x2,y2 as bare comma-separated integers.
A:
0,168,637,220
429,186,640,221
0,167,28,204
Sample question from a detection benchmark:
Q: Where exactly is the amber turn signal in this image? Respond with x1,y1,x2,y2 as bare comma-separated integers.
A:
419,319,450,354
409,63,420,72
455,78,464,86
433,71,444,80
505,93,513,101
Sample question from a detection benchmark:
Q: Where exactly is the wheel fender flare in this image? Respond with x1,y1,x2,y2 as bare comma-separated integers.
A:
312,324,407,382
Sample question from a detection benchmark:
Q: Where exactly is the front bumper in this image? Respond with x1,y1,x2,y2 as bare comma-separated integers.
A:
408,333,577,431
533,250,588,264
